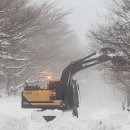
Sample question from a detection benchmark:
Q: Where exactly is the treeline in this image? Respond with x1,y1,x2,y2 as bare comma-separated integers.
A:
0,0,81,95
88,0,130,108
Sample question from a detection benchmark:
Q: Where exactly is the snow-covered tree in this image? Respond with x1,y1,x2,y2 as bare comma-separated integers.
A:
0,0,81,95
88,0,130,108
0,0,43,92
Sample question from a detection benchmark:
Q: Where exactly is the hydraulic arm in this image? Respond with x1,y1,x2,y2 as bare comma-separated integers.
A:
22,48,129,119
59,52,129,101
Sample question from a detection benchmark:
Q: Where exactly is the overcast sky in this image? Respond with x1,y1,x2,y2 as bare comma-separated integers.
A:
59,0,106,45
37,0,107,45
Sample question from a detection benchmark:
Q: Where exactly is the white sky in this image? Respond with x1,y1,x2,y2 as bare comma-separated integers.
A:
59,0,106,45
37,0,107,45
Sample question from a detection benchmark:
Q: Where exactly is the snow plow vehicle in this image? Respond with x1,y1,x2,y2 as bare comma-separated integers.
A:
21,48,129,121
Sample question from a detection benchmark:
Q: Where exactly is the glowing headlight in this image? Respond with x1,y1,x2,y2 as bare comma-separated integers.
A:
47,76,52,80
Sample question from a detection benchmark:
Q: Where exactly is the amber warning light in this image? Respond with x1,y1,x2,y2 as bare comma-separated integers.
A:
47,75,52,81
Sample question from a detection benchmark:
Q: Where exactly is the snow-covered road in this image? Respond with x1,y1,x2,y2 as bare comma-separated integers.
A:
0,69,130,130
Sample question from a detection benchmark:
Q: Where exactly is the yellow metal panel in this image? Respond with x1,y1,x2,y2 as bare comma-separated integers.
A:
23,90,54,102
31,100,63,106
23,91,35,101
